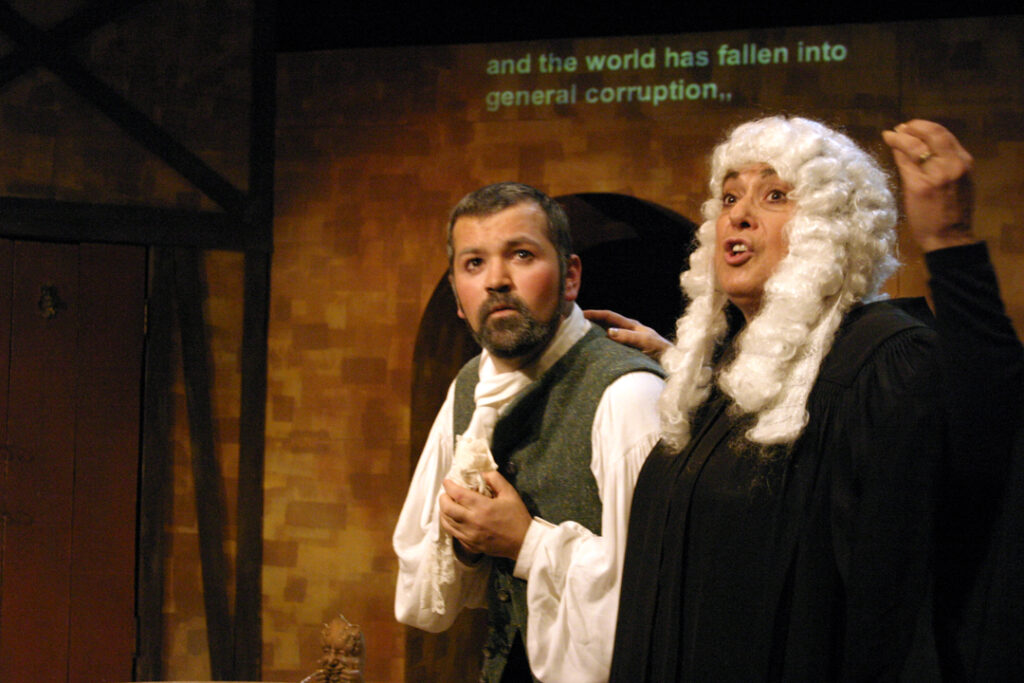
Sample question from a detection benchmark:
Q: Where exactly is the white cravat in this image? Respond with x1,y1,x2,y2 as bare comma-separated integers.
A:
423,305,590,615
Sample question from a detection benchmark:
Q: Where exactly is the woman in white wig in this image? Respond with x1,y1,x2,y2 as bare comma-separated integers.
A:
604,116,944,680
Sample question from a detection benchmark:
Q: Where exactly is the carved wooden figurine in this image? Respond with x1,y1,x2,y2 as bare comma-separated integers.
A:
301,613,365,683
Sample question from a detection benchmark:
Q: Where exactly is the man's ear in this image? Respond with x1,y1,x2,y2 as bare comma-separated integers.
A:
563,254,582,303
449,271,467,319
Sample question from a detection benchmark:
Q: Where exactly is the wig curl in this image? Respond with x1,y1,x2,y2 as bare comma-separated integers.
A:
660,116,898,450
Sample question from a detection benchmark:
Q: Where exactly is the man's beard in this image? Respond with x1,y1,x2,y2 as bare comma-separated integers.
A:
470,292,561,361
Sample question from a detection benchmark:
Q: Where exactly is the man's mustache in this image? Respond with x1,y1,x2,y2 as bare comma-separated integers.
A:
478,293,528,323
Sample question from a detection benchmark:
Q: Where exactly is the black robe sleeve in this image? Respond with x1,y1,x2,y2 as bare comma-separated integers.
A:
925,242,1024,679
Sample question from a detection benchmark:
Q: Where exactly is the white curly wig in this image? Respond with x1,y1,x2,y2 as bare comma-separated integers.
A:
660,116,899,449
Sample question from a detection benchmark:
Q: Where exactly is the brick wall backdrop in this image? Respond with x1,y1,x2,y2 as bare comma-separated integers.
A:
274,16,1024,681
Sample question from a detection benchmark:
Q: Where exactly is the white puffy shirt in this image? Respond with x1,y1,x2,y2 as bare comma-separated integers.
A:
393,306,663,682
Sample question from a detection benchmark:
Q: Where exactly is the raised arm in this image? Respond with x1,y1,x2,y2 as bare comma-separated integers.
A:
884,119,1024,679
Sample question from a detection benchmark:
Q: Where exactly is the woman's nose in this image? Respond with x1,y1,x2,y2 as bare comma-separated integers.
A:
727,196,754,228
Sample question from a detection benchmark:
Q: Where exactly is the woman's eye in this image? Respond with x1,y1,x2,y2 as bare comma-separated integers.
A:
513,249,533,260
722,193,736,205
767,189,787,201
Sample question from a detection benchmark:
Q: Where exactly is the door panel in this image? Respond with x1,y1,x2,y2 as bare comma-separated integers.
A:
0,239,145,683
3,241,80,683
68,244,145,682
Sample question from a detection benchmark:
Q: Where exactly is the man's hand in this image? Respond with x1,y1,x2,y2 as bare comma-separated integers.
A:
584,309,671,359
882,119,977,253
439,470,532,561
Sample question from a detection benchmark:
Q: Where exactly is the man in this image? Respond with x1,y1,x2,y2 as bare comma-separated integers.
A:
393,182,665,682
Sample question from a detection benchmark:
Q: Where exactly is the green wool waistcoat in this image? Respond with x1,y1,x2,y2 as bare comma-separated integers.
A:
452,325,664,682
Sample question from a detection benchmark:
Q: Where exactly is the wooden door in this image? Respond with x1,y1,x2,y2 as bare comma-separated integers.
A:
0,239,145,683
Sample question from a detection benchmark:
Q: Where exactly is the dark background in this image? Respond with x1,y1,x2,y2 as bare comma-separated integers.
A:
276,1,1021,52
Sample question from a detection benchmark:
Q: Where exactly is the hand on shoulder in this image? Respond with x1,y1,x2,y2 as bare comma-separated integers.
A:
584,309,671,360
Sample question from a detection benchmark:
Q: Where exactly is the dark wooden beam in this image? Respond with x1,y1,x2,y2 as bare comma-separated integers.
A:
0,0,152,89
134,247,175,681
0,1,249,217
246,0,277,245
174,247,234,679
234,251,270,678
233,0,276,676
0,197,266,251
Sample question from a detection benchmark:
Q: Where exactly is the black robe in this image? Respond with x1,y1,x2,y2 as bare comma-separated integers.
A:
926,243,1024,680
610,300,943,681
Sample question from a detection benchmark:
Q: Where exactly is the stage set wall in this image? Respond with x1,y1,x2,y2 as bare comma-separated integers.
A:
2,7,1020,683
273,15,1024,681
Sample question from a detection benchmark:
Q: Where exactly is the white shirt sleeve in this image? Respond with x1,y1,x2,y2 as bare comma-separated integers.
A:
513,370,664,683
393,382,490,632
